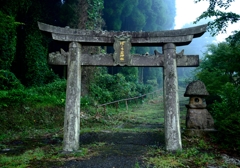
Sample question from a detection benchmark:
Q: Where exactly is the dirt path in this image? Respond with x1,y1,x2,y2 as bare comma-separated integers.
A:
1,97,168,168
59,101,166,168
61,126,164,168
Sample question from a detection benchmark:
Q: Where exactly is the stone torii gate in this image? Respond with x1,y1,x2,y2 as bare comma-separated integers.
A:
38,22,207,152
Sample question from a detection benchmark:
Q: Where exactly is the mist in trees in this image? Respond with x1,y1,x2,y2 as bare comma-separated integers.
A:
176,19,217,85
103,0,175,31
103,0,176,88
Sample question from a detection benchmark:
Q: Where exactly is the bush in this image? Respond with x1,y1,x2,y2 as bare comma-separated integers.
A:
90,72,140,104
0,11,18,70
0,70,23,90
211,83,240,150
81,96,92,108
0,79,66,132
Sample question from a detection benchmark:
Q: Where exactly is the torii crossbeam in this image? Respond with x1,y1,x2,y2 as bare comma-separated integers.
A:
38,22,207,152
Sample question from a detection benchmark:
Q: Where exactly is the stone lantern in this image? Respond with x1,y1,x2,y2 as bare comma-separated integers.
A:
184,80,214,130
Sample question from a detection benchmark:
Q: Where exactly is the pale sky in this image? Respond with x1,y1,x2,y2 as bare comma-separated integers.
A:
175,0,240,42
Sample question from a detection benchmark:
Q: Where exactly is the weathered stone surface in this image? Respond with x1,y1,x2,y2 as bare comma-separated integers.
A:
186,109,214,129
185,97,207,109
49,49,68,65
38,22,207,46
51,33,194,46
38,22,206,37
185,104,207,109
176,50,199,67
63,42,81,152
184,80,209,97
163,43,182,151
48,52,199,67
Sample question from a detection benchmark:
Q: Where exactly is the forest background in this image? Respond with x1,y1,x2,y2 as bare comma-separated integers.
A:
0,0,240,151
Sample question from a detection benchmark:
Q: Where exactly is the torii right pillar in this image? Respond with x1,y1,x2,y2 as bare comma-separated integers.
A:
163,43,182,151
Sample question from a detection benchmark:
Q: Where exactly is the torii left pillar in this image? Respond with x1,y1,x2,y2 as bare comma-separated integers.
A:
63,42,81,152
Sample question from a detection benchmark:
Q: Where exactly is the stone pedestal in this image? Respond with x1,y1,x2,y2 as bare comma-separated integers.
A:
184,129,217,137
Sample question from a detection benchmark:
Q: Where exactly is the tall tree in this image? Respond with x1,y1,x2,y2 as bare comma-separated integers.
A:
196,42,240,92
62,0,104,95
195,41,240,150
0,11,18,70
103,0,175,86
0,0,62,86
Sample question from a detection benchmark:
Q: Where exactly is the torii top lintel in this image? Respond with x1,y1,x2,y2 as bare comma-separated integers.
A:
38,22,207,46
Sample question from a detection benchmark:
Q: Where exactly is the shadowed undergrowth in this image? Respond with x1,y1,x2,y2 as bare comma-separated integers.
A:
0,93,239,168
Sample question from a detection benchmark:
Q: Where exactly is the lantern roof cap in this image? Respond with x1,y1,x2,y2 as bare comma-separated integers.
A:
184,80,209,97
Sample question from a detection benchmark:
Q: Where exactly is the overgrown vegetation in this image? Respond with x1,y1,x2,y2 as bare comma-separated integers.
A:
90,67,153,104
193,0,240,152
0,80,66,133
145,135,239,168
1,97,239,168
0,11,19,70
194,42,240,151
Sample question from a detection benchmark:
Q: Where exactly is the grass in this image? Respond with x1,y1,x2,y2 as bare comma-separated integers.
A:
144,137,239,168
0,88,240,167
0,148,45,168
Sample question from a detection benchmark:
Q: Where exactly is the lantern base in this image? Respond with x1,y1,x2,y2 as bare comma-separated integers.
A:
183,129,217,137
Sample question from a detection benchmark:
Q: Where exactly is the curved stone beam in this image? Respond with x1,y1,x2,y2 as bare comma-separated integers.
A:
38,22,207,46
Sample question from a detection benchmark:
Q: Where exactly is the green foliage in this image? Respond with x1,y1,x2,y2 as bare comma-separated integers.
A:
0,0,32,17
227,30,240,46
118,67,138,82
195,0,240,44
0,0,61,87
103,0,175,31
195,42,240,95
90,72,133,104
195,42,240,151
24,30,57,86
0,89,28,108
0,11,19,70
0,80,66,132
0,148,44,168
90,67,152,104
148,155,184,168
0,70,23,90
63,0,104,29
81,96,91,108
25,79,66,107
147,146,215,168
86,0,104,29
130,7,146,30
142,67,163,87
196,10,240,36
211,83,240,150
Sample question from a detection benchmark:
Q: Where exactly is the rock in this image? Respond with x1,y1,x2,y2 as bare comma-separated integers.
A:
222,154,240,166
